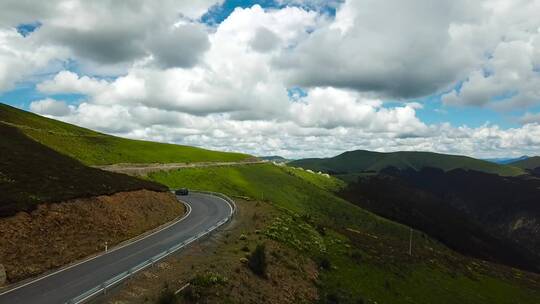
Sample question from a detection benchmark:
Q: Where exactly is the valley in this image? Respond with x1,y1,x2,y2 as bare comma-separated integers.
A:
1,105,539,304
1,2,539,303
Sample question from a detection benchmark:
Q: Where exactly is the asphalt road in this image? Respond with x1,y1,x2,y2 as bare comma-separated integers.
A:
0,192,232,304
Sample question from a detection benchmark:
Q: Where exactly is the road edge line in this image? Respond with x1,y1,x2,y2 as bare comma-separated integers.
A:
0,195,191,297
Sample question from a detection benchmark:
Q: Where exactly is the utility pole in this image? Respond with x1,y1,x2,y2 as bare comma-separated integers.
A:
408,228,413,256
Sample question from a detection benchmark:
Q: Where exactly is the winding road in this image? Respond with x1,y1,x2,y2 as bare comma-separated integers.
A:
0,192,233,304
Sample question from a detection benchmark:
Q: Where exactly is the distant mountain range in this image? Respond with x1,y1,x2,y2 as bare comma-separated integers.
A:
290,149,525,177
511,156,540,169
484,155,529,165
292,149,540,273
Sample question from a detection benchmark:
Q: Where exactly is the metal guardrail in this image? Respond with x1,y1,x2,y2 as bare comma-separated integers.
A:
66,191,236,304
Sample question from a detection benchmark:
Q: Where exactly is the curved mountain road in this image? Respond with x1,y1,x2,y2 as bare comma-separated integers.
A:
0,192,233,304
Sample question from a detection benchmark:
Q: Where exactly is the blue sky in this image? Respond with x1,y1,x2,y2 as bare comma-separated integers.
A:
201,0,341,24
1,0,539,158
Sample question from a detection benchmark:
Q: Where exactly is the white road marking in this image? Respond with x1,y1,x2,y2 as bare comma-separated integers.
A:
0,199,192,297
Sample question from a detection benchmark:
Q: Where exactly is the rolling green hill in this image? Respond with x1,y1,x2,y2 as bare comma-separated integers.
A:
290,150,525,177
0,103,250,165
0,123,167,217
510,156,540,169
146,163,540,304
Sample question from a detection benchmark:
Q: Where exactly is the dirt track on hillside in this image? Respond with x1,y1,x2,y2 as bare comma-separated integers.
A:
94,160,267,176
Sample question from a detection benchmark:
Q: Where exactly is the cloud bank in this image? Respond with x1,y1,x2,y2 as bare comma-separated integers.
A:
1,0,539,158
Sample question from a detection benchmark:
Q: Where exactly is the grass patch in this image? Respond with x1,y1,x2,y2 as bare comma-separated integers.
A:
147,163,404,237
0,103,250,165
265,212,326,254
146,163,540,304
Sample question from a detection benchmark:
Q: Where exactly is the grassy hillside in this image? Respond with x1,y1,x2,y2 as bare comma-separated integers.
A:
290,149,525,177
511,156,540,169
146,163,540,304
0,103,250,165
0,123,167,217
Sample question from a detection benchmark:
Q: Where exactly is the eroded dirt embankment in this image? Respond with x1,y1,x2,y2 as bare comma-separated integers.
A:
0,189,184,284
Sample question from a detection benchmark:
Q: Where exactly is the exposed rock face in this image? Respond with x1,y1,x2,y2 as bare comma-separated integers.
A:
0,190,184,284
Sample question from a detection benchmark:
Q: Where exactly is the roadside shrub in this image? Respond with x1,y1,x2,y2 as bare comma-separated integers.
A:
247,243,267,277
326,292,340,304
190,272,227,287
181,285,199,302
316,224,327,236
300,213,313,223
182,272,227,302
157,288,177,304
350,250,363,263
324,290,362,304
317,256,332,271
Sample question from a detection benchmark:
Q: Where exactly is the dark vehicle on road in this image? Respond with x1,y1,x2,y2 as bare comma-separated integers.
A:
175,188,189,195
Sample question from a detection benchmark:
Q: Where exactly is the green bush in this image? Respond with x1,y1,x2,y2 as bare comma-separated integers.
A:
190,272,228,287
248,243,267,277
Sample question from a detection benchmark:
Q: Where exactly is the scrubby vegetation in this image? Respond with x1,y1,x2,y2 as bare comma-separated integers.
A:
180,272,229,302
147,163,540,304
0,103,250,165
157,287,178,304
0,123,167,217
340,167,540,272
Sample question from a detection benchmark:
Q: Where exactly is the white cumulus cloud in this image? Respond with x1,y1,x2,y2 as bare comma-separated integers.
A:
3,1,540,158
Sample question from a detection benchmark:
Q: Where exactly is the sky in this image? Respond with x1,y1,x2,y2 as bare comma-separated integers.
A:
1,0,540,159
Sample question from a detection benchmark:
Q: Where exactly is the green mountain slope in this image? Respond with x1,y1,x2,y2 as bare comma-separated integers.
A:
0,123,166,217
0,103,250,165
290,150,524,177
146,163,540,304
511,156,540,169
